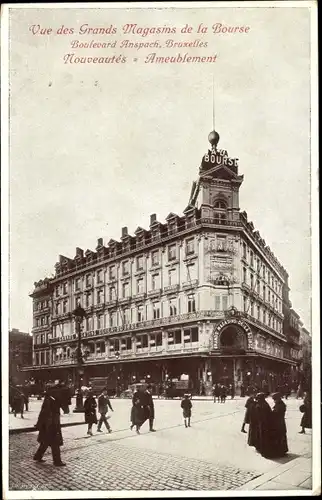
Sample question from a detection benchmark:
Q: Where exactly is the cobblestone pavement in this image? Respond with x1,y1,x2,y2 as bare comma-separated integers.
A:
8,398,312,492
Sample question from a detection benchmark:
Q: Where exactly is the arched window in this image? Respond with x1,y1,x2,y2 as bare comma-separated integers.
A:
214,199,227,224
214,200,227,209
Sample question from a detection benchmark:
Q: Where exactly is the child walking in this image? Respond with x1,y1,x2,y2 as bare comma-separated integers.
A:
181,393,192,428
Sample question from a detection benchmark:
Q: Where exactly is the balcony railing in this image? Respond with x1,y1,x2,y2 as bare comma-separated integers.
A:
164,284,180,294
147,288,162,298
132,293,146,302
48,310,224,344
182,280,199,290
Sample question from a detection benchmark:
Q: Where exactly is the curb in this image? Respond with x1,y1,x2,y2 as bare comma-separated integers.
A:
9,421,84,435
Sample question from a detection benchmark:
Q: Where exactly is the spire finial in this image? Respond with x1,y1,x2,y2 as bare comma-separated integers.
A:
208,75,220,149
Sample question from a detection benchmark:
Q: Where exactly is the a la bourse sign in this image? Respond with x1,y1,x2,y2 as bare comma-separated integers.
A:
211,319,254,351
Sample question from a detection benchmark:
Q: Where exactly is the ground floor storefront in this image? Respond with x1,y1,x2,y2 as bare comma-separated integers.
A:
22,351,299,397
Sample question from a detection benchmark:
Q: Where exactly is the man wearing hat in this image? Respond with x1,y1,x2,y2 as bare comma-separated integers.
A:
141,384,156,432
33,382,67,466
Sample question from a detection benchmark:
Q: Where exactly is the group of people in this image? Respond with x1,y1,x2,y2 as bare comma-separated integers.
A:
212,383,234,403
9,387,29,418
240,390,312,459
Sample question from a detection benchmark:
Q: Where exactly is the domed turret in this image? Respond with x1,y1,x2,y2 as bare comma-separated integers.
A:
208,130,220,149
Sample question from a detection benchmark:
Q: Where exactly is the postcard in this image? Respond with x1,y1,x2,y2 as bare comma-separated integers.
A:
1,1,319,498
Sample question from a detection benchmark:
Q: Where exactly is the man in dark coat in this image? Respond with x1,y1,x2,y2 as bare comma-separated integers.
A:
84,389,98,436
97,388,113,433
241,391,256,433
33,385,67,466
12,391,24,418
141,385,156,432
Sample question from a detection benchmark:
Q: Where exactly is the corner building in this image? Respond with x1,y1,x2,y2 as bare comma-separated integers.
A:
27,130,301,394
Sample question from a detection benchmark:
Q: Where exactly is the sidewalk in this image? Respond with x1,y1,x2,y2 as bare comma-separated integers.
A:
236,451,313,491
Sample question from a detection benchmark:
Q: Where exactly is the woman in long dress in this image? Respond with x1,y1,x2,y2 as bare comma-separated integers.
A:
270,392,288,457
299,392,312,434
248,392,273,458
84,390,98,436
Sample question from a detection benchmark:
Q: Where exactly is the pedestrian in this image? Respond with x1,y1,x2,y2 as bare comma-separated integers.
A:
130,398,144,434
84,389,98,436
214,383,221,403
97,388,113,433
141,384,156,432
33,384,67,466
220,385,227,403
270,392,288,457
299,392,312,434
12,391,24,418
240,383,245,398
248,392,273,458
230,384,235,400
296,383,303,399
181,393,192,428
241,390,256,433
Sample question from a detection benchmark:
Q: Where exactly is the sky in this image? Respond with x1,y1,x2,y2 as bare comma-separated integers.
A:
7,4,312,332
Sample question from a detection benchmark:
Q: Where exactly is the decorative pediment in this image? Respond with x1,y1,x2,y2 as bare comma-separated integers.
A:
200,163,238,181
108,239,117,247
134,226,145,235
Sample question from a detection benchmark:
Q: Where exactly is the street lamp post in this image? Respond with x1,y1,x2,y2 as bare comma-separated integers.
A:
72,302,87,413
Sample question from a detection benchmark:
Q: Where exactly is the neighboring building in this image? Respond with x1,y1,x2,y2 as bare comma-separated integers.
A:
298,326,312,390
24,129,306,394
9,328,33,385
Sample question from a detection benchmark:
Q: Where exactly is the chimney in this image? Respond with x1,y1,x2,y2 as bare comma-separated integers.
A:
97,238,103,247
150,213,157,225
122,227,128,238
76,248,84,258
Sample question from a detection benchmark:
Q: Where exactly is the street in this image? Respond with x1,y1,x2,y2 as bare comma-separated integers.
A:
8,397,312,491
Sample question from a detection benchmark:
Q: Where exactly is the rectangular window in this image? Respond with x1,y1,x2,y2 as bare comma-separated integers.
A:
168,269,177,286
56,286,60,297
97,289,103,304
243,296,247,312
188,295,196,313
215,295,220,310
55,302,60,315
137,306,144,322
242,242,247,259
123,308,130,324
141,335,148,348
184,329,191,343
222,296,228,311
256,280,260,294
122,261,129,276
175,329,182,344
243,267,247,283
110,312,115,327
151,250,160,266
257,305,261,320
63,283,68,294
168,244,176,261
109,286,115,301
250,251,254,267
85,294,90,308
97,270,103,284
97,315,103,329
263,285,266,300
137,256,144,270
151,274,160,290
75,278,81,291
250,273,254,289
86,274,91,287
191,327,199,343
156,333,162,347
109,265,116,280
122,282,129,298
250,302,254,316
186,238,195,256
186,263,196,282
125,337,131,350
169,299,177,316
137,278,144,294
153,302,160,319
63,300,68,313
